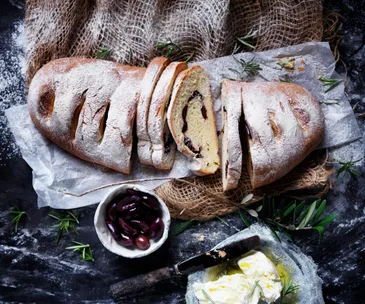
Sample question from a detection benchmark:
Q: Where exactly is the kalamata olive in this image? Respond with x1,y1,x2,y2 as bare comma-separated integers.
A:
107,202,118,221
144,196,160,211
130,220,150,234
149,217,164,240
144,211,159,225
126,189,141,196
117,196,141,211
117,202,137,213
105,219,119,240
118,217,138,236
135,234,150,250
117,233,134,247
124,207,144,220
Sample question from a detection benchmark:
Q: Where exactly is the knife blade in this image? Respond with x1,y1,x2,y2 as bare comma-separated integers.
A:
109,235,260,300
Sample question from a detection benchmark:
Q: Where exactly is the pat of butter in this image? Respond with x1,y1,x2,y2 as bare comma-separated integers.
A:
193,250,282,304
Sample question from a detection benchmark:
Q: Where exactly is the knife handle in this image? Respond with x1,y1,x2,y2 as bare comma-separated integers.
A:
109,266,175,300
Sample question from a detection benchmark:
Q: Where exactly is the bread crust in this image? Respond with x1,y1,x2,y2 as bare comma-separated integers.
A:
28,57,145,174
136,57,170,165
148,61,188,170
167,65,219,175
221,80,243,191
241,82,325,189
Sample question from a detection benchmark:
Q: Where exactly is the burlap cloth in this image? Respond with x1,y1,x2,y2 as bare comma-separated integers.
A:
25,0,333,220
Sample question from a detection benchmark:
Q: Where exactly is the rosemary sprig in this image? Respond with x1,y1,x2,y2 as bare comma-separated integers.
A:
319,99,341,105
229,56,262,80
336,158,363,180
257,195,337,241
169,220,193,236
248,280,264,299
93,47,111,59
318,76,343,93
279,74,293,83
215,215,240,232
9,204,29,232
65,241,94,262
236,29,258,50
280,277,299,303
202,289,216,304
49,211,80,244
156,39,182,58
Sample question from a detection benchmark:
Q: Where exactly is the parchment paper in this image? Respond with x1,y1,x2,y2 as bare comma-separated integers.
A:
6,42,361,209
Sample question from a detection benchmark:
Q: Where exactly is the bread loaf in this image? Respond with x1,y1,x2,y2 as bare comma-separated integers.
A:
28,58,145,174
148,61,188,170
241,82,325,189
221,80,243,191
136,57,170,165
167,66,220,175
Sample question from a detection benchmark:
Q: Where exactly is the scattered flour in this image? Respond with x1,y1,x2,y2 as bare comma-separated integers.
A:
0,21,26,161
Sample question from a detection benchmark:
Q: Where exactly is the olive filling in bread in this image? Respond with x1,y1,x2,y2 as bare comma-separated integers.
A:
221,80,243,191
148,61,188,170
167,66,219,175
240,82,325,189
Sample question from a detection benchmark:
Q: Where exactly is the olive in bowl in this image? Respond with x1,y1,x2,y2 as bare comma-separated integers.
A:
94,184,170,258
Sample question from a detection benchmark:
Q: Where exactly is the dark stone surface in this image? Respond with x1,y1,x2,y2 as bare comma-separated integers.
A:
0,0,364,303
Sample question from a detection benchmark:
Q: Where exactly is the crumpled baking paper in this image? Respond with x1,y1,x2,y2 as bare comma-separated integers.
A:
6,42,361,209
185,223,325,304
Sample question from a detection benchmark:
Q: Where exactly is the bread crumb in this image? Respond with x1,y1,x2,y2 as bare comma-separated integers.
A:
300,59,305,64
298,66,305,72
197,234,205,241
218,250,227,258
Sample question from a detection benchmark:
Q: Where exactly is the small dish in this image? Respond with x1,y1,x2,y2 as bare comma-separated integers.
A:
94,184,171,258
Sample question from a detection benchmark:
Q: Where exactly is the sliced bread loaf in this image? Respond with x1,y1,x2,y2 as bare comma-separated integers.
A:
148,61,188,170
136,57,170,165
167,66,220,175
241,82,325,189
221,80,243,191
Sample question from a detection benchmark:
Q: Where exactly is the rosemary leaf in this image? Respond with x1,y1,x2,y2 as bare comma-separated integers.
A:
309,200,326,225
169,220,193,236
93,47,110,59
66,241,94,262
202,289,216,304
241,193,254,205
293,200,305,225
313,214,337,227
236,29,258,50
215,215,230,228
281,276,299,300
49,211,80,244
238,209,250,227
156,39,181,58
336,158,363,180
279,74,293,83
313,225,325,241
283,202,296,218
318,76,343,93
9,204,29,232
297,201,317,229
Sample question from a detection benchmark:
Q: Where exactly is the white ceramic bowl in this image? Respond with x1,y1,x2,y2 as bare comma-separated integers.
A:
94,184,171,258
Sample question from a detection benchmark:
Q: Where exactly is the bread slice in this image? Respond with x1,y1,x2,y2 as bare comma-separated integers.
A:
241,82,325,189
136,57,170,165
221,80,243,191
28,58,145,174
167,66,220,175
148,61,188,170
